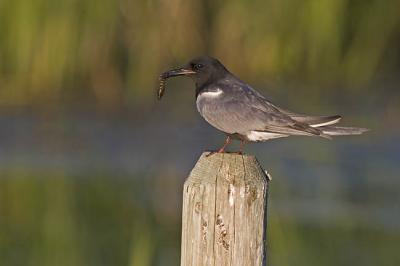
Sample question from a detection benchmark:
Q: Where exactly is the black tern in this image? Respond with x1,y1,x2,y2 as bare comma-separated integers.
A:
158,56,368,153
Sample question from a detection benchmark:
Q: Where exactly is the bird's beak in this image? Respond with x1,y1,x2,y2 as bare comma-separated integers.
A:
160,67,196,79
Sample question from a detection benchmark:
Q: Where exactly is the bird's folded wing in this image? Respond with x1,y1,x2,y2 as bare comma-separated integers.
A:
272,106,342,127
199,90,323,137
236,81,342,127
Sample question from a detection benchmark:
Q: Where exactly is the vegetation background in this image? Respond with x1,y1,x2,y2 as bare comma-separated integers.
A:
0,0,399,265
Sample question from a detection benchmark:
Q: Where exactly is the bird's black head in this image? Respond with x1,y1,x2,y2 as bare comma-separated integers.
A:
160,56,229,89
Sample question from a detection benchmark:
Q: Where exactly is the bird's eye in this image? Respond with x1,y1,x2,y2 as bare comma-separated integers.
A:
195,64,204,70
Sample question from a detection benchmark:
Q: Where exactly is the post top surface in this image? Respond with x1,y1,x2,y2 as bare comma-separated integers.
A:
186,151,267,184
200,152,256,161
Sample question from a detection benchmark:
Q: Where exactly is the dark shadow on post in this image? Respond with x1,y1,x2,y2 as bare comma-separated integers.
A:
181,152,270,266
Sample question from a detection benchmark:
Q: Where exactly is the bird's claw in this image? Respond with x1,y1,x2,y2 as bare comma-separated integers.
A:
206,149,224,157
206,152,215,157
206,150,243,157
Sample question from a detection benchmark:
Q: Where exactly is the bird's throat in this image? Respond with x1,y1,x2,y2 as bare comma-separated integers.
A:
195,84,208,98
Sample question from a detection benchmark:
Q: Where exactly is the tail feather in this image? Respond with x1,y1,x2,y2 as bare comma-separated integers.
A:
263,105,368,138
320,126,369,136
274,105,342,127
309,115,341,127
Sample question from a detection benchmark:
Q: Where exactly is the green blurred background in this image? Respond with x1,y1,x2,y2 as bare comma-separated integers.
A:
0,0,400,265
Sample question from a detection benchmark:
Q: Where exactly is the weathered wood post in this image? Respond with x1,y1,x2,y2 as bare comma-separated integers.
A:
181,152,269,266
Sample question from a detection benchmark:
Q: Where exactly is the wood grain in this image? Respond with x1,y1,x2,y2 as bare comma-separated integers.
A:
181,152,269,266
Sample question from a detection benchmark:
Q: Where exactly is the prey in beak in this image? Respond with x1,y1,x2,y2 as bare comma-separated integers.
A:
157,67,195,100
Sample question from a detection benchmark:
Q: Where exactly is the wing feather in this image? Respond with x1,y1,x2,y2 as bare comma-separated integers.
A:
197,80,325,138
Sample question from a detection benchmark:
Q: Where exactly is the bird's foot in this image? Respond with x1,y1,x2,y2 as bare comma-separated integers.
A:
206,148,225,157
206,150,244,157
206,136,231,157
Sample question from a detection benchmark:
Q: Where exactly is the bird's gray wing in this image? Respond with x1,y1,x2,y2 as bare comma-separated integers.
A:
237,80,342,126
272,106,342,126
199,81,323,137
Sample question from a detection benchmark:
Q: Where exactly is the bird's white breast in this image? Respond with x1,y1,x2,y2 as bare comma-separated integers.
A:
197,89,223,100
196,88,223,114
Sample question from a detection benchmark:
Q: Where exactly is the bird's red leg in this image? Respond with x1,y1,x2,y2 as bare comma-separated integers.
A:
207,136,231,157
218,136,231,153
238,139,247,154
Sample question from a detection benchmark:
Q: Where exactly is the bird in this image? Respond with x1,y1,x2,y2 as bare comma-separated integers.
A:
158,56,368,154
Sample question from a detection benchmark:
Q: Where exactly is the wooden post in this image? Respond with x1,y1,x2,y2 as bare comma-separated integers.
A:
181,152,269,266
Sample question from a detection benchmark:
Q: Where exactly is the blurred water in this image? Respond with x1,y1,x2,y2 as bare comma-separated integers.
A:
0,108,398,230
